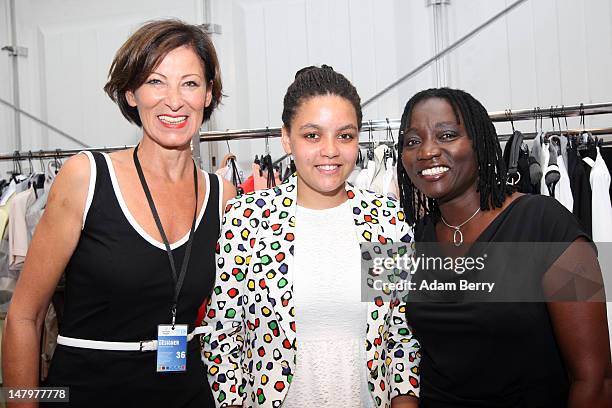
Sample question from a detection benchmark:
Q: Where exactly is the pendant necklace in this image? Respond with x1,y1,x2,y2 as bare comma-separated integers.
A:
440,207,481,247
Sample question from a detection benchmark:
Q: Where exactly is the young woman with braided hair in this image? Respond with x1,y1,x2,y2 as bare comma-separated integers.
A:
202,65,420,408
397,87,610,407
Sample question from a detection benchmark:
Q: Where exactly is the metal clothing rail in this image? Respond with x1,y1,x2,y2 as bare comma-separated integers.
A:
0,146,133,161
2,102,612,161
488,102,612,122
198,102,612,142
498,127,612,142
198,119,402,142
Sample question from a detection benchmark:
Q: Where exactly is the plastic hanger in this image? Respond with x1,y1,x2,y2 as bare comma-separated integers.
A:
505,109,523,186
367,120,375,161
385,118,397,165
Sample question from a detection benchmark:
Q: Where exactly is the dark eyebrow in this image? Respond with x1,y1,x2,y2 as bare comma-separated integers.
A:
150,72,202,80
434,121,458,128
299,123,322,131
299,123,358,132
182,73,203,80
337,124,358,132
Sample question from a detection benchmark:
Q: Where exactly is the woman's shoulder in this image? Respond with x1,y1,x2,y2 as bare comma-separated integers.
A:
507,193,574,220
224,184,283,215
352,187,412,240
501,194,589,242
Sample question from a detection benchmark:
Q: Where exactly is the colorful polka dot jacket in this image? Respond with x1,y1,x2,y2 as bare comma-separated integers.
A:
201,175,421,407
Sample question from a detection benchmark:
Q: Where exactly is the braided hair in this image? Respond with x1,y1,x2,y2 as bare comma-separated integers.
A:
282,64,362,130
397,88,512,226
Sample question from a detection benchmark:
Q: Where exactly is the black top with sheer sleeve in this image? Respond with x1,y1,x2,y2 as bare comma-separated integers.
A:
405,194,592,408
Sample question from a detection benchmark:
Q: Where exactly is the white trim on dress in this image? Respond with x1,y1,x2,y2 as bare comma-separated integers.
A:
79,151,97,230
102,152,209,250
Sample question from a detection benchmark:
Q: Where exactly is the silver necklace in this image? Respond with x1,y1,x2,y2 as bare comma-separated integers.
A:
440,208,481,247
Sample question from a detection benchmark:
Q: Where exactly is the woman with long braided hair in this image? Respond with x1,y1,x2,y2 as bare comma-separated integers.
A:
397,88,610,407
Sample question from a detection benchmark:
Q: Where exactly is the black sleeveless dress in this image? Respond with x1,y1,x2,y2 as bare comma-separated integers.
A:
405,194,592,408
45,152,217,407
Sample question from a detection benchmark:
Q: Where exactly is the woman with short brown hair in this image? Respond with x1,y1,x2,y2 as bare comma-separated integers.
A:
2,19,234,407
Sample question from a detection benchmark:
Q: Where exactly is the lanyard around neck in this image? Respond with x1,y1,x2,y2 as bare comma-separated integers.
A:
133,145,199,327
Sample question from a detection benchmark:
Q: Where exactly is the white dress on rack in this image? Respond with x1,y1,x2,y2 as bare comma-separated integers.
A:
583,147,612,243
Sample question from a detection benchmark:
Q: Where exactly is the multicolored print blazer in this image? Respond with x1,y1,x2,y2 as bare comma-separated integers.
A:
201,175,420,408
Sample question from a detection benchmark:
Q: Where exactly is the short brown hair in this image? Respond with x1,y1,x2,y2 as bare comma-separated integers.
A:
104,19,222,126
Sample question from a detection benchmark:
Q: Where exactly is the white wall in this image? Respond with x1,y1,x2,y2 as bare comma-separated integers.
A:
1,0,611,171
0,0,15,158
0,0,208,174
0,0,610,357
208,0,612,170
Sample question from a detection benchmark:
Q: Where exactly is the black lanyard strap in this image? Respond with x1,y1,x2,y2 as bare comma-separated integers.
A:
133,145,199,327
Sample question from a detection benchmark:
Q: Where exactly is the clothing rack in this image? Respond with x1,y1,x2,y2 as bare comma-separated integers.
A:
197,102,612,142
498,127,612,142
1,102,612,161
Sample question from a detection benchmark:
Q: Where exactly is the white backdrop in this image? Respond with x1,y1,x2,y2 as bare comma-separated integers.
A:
1,0,611,171
0,0,611,352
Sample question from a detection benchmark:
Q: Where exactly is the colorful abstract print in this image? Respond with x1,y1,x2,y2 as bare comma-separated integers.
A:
201,175,420,408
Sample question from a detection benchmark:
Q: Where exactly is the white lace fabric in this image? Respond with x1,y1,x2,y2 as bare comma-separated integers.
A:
282,202,374,408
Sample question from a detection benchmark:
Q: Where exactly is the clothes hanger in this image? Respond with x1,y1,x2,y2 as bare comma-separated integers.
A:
385,118,397,166
355,147,364,169
367,120,375,161
577,104,598,161
26,151,44,198
223,140,244,193
539,106,544,143
52,149,62,175
505,109,523,186
541,106,561,195
261,128,276,188
11,151,22,182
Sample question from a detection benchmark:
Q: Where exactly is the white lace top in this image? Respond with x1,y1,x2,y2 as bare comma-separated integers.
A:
282,201,375,408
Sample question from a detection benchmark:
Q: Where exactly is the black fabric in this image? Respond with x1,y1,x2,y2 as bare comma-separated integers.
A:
406,195,590,408
45,152,217,407
601,146,612,201
567,143,593,236
503,134,534,194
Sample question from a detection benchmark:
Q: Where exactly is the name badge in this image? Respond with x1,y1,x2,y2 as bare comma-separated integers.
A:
156,324,187,372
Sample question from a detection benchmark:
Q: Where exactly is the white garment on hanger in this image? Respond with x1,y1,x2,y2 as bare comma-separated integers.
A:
554,155,574,212
354,160,375,191
347,166,362,185
382,157,397,198
539,136,551,197
540,138,573,212
0,175,27,206
8,187,35,271
370,145,388,194
583,148,612,242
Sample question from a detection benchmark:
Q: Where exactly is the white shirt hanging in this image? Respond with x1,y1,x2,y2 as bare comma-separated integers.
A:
583,147,612,242
540,137,573,212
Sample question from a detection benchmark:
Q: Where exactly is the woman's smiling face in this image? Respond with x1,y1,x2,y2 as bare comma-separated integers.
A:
401,97,479,204
281,94,360,208
126,45,212,149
